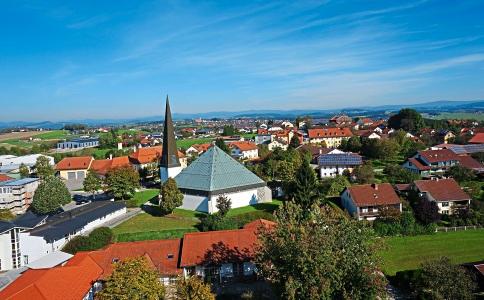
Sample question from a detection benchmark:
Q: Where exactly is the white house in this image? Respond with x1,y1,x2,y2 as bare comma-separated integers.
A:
228,141,259,160
318,152,363,178
0,178,40,214
413,178,471,215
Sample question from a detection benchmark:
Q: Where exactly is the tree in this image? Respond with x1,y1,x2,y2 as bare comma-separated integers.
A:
339,136,362,153
31,176,71,214
413,198,440,225
447,165,476,183
290,160,319,210
160,178,183,215
19,163,30,178
417,257,476,300
288,135,300,149
353,163,374,184
96,256,165,300
215,138,230,154
256,202,387,299
105,166,140,200
216,195,231,217
222,125,236,136
388,108,424,133
83,170,102,199
0,209,15,221
34,156,55,179
384,164,419,184
321,175,350,197
175,276,215,300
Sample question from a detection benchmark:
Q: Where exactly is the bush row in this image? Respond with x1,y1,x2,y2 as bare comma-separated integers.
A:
63,227,114,254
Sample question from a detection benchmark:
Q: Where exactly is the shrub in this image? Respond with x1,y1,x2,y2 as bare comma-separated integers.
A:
126,198,138,208
199,211,275,232
63,227,113,254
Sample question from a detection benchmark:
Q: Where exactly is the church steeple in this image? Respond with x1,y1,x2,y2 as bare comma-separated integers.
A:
160,95,180,169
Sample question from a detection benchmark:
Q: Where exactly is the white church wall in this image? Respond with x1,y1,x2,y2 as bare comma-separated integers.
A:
180,194,209,212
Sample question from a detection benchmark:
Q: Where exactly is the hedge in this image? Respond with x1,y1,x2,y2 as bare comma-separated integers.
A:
63,227,114,254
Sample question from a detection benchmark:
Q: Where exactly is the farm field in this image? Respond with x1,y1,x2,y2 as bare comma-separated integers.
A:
432,112,484,121
380,229,484,275
176,137,214,149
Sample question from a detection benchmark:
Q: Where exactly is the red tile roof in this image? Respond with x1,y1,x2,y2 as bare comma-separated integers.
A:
189,143,213,153
129,146,185,164
308,127,353,139
90,156,131,176
347,183,401,207
0,254,102,300
55,156,93,171
469,133,484,144
408,158,431,171
457,155,483,171
85,239,182,278
228,141,258,151
475,264,484,276
414,179,471,202
0,174,14,182
418,149,459,163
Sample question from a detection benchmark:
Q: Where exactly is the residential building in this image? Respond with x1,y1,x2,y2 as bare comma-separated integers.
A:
0,201,126,272
329,115,352,126
228,141,259,160
0,178,40,214
469,133,484,144
185,143,212,156
413,179,471,215
402,149,460,177
129,146,187,171
90,156,131,177
267,139,288,151
318,152,362,178
57,137,99,150
174,146,272,214
341,183,402,221
254,134,272,145
307,127,353,148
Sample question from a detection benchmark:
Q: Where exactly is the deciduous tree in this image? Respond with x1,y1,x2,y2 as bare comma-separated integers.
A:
160,178,183,215
447,165,476,183
83,170,102,199
353,163,375,184
175,275,215,300
31,176,71,214
19,163,30,178
413,198,440,225
105,166,140,200
256,202,387,299
215,138,230,154
216,195,231,217
96,256,165,300
388,108,424,133
288,135,301,149
34,155,55,179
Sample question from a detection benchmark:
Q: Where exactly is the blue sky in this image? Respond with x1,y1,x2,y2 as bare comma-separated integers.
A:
1,0,484,121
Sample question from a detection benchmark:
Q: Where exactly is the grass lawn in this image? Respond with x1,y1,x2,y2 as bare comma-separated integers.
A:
131,189,159,207
34,130,70,140
380,230,484,275
226,200,283,217
176,138,214,149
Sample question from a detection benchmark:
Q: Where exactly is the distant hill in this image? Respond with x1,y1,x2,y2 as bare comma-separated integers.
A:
1,100,482,129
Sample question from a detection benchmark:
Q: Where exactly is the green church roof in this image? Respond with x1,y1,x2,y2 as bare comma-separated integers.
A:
175,146,266,195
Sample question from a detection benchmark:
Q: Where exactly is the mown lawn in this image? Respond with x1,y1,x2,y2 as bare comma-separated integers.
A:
380,229,484,275
34,130,70,140
176,138,214,149
226,200,283,216
131,189,160,207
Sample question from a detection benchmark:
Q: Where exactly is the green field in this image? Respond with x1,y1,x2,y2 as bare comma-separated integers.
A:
34,130,70,140
380,230,484,275
226,200,282,217
176,138,214,149
432,112,484,121
130,189,160,207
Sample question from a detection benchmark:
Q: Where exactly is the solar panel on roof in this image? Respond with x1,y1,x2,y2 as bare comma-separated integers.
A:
318,153,363,166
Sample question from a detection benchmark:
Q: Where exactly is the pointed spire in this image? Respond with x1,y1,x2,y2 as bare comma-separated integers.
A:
160,95,180,168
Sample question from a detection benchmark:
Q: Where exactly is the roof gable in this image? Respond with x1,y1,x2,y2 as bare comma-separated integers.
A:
55,156,93,171
347,183,401,206
414,179,470,202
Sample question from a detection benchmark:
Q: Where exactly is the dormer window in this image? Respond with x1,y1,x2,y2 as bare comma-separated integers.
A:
112,258,119,263
167,254,174,260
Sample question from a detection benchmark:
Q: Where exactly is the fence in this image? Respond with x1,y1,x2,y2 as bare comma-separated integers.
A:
435,225,482,233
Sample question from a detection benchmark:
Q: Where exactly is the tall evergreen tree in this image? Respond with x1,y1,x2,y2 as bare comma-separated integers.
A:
215,138,230,154
291,159,319,210
160,178,184,215
288,135,301,149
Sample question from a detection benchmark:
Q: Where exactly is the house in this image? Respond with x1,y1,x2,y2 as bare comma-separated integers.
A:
318,152,363,178
307,127,353,148
433,143,484,155
341,183,402,221
0,178,40,214
329,115,352,126
357,118,374,127
129,146,187,171
402,149,460,177
0,174,14,182
180,219,274,281
55,156,94,190
413,179,471,215
438,130,455,144
90,156,131,177
228,141,259,160
57,137,99,150
185,143,212,156
254,134,272,145
357,130,381,140
469,133,484,144
267,139,288,151
174,146,272,214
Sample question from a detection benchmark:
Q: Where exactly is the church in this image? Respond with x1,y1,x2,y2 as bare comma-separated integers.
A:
159,97,272,214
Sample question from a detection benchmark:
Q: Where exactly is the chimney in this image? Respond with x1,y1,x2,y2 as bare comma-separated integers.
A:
372,183,378,190
109,154,113,160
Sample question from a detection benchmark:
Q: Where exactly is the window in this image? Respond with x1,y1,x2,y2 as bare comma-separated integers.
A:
23,255,29,265
442,202,449,207
167,254,174,260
